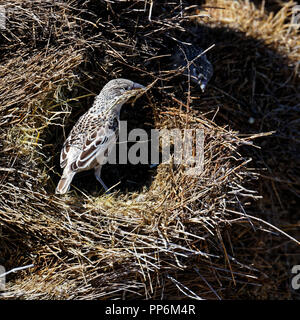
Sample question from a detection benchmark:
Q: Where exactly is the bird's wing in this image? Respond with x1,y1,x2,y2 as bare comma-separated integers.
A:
60,116,85,169
60,137,78,169
70,127,111,172
63,114,118,172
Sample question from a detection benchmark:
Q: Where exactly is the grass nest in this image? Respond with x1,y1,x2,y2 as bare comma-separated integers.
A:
0,0,299,299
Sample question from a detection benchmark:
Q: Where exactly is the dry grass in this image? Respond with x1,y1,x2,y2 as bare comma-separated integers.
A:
0,0,299,299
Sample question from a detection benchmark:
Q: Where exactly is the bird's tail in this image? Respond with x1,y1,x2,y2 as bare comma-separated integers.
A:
55,170,76,195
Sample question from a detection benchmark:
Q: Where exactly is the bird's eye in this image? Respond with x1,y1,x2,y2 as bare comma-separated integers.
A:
198,73,204,80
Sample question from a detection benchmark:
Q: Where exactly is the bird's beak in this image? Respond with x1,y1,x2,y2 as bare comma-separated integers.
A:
132,82,145,90
124,82,146,104
199,79,207,92
199,83,206,92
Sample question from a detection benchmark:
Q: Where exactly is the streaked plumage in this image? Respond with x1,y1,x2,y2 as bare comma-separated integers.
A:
172,44,213,91
56,78,145,194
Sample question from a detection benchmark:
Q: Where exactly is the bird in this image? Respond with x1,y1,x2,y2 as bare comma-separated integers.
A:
55,78,145,195
171,43,213,92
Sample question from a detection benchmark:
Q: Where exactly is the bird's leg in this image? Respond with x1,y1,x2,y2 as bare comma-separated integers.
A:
94,165,109,192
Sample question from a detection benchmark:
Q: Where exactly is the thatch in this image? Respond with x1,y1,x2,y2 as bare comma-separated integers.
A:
0,0,299,299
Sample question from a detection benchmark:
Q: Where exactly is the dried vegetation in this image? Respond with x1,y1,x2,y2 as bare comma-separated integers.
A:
0,0,299,299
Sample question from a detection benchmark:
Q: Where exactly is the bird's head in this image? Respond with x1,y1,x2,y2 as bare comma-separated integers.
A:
189,56,213,92
101,79,145,107
172,44,213,92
